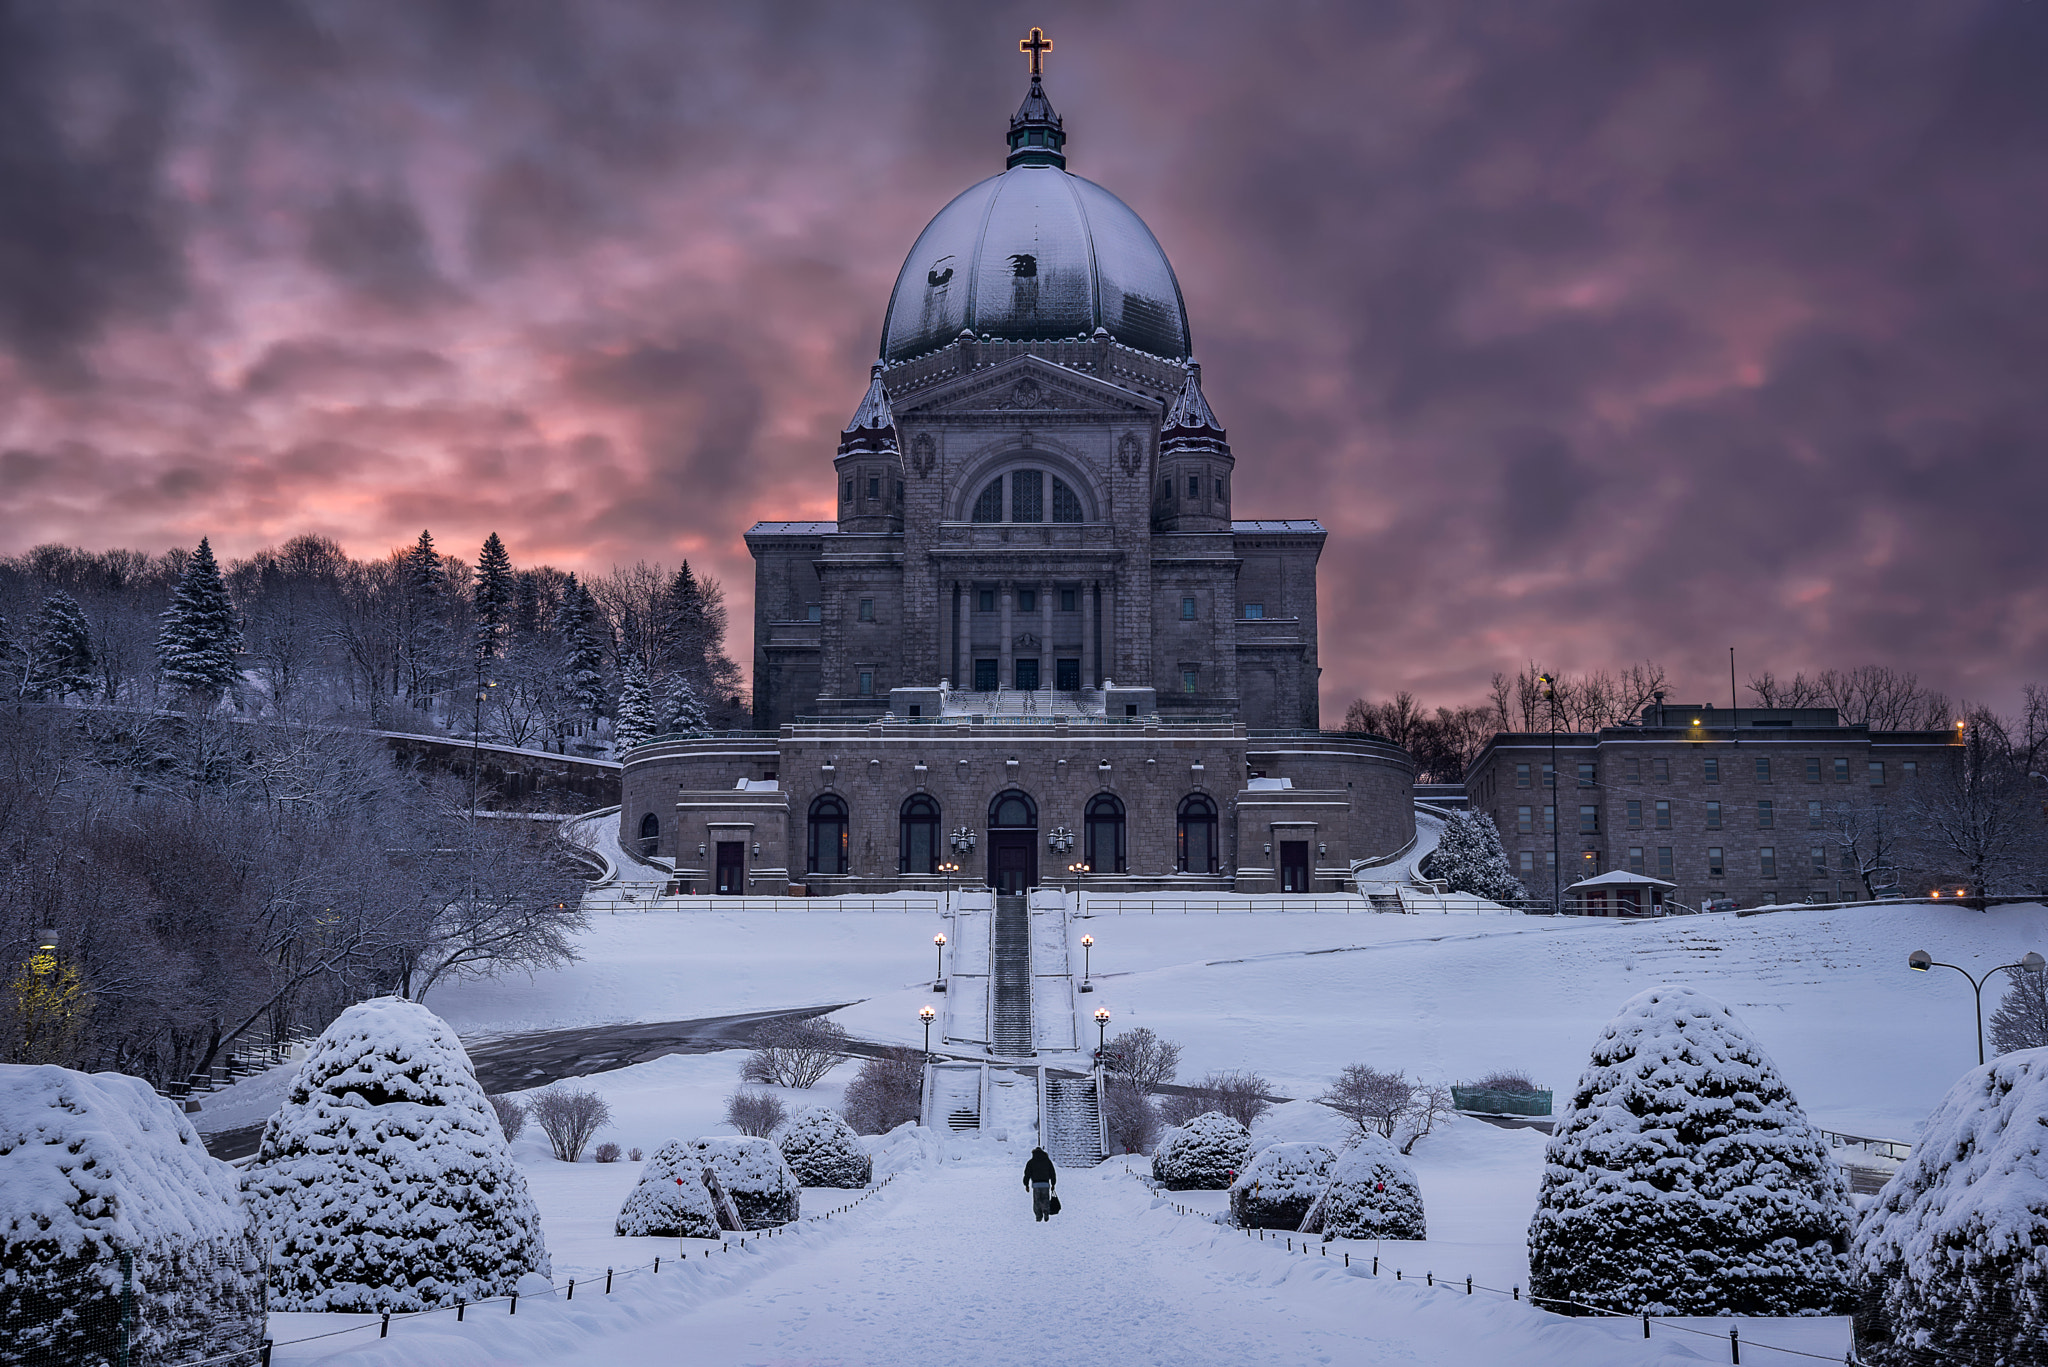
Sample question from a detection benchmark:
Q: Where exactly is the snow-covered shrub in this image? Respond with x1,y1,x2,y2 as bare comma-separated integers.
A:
688,1136,801,1228
489,1093,526,1142
843,1047,923,1134
773,1107,871,1188
1472,1069,1541,1093
1229,1142,1336,1230
530,1086,611,1161
1322,1129,1426,1241
1527,985,1855,1316
246,997,549,1312
593,1142,622,1163
741,1016,850,1088
1854,1048,2048,1366
614,1140,721,1239
726,1087,787,1138
1151,1110,1255,1190
0,1065,265,1367
1428,810,1527,903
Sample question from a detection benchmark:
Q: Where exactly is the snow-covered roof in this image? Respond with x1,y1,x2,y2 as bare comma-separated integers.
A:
1567,870,1677,890
734,777,780,791
748,521,839,537
1232,520,1324,534
1245,777,1293,791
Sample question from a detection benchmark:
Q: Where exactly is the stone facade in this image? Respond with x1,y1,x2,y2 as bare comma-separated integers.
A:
1465,703,1960,909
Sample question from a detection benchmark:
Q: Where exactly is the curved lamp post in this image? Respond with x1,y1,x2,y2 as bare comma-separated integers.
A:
919,1004,936,1059
1909,948,2045,1065
1079,933,1095,992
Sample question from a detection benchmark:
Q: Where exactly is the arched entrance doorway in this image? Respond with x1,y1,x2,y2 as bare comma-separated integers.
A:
986,789,1038,894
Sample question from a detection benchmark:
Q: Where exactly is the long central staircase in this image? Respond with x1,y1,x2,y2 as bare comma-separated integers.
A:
1042,1071,1103,1166
992,894,1034,1057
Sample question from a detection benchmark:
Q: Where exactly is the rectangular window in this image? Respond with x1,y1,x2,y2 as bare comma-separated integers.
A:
1628,847,1645,874
857,670,874,696
1655,800,1671,829
1707,801,1722,829
1061,588,1076,612
1181,668,1199,694
843,479,852,501
1578,763,1596,787
1657,846,1674,880
978,589,996,612
1215,477,1224,499
1544,805,1555,834
1579,805,1599,834
1811,847,1828,877
1869,761,1885,786
1243,603,1264,619
1626,758,1640,780
1515,763,1531,788
867,476,880,501
806,604,821,622
1806,758,1822,783
1705,757,1720,783
858,598,874,622
1519,850,1534,872
1543,762,1555,789
1627,799,1642,828
1757,799,1774,829
1181,597,1197,620
1188,475,1201,498
1834,757,1850,782
1760,846,1777,878
1517,805,1533,835
974,658,998,691
1019,588,1036,612
1808,800,1824,828
1654,756,1669,781
1755,757,1772,783
1546,849,1557,870
1708,847,1725,877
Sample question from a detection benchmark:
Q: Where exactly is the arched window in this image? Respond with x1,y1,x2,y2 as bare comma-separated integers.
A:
972,479,1003,522
638,811,660,858
989,790,1037,828
1052,476,1084,522
808,794,849,875
1177,793,1218,874
1010,470,1043,522
900,795,939,875
1085,793,1125,874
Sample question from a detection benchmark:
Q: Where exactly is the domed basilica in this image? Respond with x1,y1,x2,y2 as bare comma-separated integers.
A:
623,39,1415,894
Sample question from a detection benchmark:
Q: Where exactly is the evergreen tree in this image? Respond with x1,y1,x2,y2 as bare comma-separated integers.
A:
155,537,241,703
662,672,711,737
613,655,655,751
398,529,448,702
29,591,96,701
511,570,543,643
557,576,608,725
1430,810,1528,904
661,562,707,678
471,532,514,661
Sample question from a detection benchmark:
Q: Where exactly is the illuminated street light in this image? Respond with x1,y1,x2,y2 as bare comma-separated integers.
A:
1080,934,1095,992
920,1004,937,1058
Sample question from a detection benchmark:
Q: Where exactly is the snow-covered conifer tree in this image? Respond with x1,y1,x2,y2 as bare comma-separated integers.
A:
662,672,711,738
686,1136,800,1227
773,1107,871,1187
1527,985,1855,1316
614,656,655,751
1322,1128,1426,1240
614,1139,722,1238
29,591,96,701
1854,1048,2048,1366
557,576,608,726
471,532,514,661
1151,1110,1255,1190
246,998,549,1311
1229,1141,1335,1230
1429,810,1527,904
155,537,240,703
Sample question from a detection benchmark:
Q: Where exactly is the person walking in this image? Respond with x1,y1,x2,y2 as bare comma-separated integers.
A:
1023,1146,1058,1222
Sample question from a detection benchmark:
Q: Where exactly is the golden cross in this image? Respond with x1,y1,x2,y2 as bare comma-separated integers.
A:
1019,27,1052,77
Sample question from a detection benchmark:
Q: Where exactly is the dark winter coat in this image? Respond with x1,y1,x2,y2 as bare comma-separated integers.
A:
1022,1149,1057,1187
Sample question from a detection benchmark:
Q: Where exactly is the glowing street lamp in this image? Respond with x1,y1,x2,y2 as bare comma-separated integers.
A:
919,1004,937,1058
933,932,947,989
1909,948,2045,1065
1079,933,1095,993
1093,1007,1111,1054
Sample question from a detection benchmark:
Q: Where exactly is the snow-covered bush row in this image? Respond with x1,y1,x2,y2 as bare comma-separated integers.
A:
1,1065,266,1367
774,1107,871,1188
246,998,550,1312
1854,1047,2048,1366
615,1140,722,1239
1527,985,1855,1317
1229,1141,1336,1230
1321,1129,1426,1241
689,1136,801,1228
1151,1111,1255,1190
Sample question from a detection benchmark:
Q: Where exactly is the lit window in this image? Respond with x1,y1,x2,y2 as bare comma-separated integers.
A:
1181,597,1197,620
1243,603,1264,619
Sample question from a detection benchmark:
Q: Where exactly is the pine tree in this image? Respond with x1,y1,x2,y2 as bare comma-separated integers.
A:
1430,810,1527,904
156,537,241,704
661,562,706,678
557,576,608,724
662,672,711,737
614,655,655,751
29,591,96,701
471,532,514,661
398,530,449,702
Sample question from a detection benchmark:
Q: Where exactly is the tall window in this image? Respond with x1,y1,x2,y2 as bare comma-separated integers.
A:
1085,793,1126,874
1655,800,1671,829
1806,758,1822,783
1706,801,1722,829
1808,800,1824,828
1708,847,1725,877
1704,757,1720,783
1653,757,1669,780
1517,805,1533,834
1811,847,1828,877
1628,847,1645,874
1052,477,1084,522
1011,470,1044,522
900,795,939,875
1626,800,1642,828
1176,794,1218,874
972,479,1003,522
807,794,848,875
638,811,660,857
1578,763,1596,786
1834,757,1850,782
1757,799,1774,828
1755,757,1772,783
1869,761,1886,786
1515,763,1531,788
1578,805,1599,834
1656,847,1674,879
1759,847,1777,878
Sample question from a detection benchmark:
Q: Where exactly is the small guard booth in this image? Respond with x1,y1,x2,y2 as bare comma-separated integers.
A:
1567,869,1675,917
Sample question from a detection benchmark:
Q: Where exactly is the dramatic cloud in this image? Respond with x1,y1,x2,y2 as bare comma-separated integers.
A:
1,0,2043,714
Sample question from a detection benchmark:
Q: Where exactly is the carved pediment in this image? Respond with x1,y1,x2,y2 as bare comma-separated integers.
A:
898,355,1160,422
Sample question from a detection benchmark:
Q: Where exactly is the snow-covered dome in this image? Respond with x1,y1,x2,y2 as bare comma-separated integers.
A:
878,76,1191,364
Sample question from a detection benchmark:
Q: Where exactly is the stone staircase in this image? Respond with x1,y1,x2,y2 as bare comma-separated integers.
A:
1043,1071,1104,1166
1368,893,1404,914
992,895,1035,1057
927,1064,983,1133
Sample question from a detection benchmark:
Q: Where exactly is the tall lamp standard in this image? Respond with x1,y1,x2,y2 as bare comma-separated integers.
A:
938,861,959,900
1067,861,1088,894
1079,934,1095,993
932,933,947,991
1539,673,1560,915
919,1004,936,1059
1093,1007,1111,1055
1909,948,2045,1065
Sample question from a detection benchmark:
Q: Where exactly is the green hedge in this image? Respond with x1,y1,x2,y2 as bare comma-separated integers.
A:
1452,1085,1552,1117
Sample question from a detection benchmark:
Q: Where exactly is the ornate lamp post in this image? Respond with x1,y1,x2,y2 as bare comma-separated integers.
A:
933,932,947,990
938,860,959,898
1079,933,1095,992
920,1004,937,1059
1067,860,1088,894
1909,949,2045,1065
1093,1007,1111,1055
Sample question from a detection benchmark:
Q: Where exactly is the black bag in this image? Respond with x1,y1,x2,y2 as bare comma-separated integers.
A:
1048,1194,1062,1216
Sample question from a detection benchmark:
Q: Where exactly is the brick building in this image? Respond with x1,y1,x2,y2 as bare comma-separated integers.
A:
621,67,1416,894
1465,702,1959,909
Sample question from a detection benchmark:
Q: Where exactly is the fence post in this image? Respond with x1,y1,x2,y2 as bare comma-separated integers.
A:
457,1300,465,1322
1730,1326,1740,1364
606,1268,613,1294
1643,1313,1650,1339
567,1277,575,1300
259,1341,273,1367
510,1291,518,1315
380,1311,390,1338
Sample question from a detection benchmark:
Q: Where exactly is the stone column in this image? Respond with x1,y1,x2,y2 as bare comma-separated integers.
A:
998,583,1013,691
1100,580,1117,683
955,581,969,687
1041,580,1054,689
1081,580,1096,689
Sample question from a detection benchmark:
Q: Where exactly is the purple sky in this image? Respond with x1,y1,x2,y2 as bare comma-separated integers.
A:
3,1,2044,716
